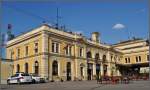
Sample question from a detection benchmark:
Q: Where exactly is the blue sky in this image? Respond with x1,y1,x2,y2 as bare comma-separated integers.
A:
1,0,149,44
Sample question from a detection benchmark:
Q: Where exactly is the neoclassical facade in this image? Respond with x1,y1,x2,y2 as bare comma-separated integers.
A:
113,39,149,77
6,24,149,81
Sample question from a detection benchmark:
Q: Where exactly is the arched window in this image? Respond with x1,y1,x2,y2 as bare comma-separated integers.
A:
25,63,28,73
95,53,99,60
35,61,39,75
52,61,58,75
87,51,92,58
16,64,20,73
103,55,106,62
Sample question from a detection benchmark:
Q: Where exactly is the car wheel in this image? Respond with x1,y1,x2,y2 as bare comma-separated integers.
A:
17,79,21,85
7,80,10,85
32,79,36,84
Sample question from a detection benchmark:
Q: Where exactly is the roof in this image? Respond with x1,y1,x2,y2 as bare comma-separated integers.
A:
0,58,13,62
112,38,146,47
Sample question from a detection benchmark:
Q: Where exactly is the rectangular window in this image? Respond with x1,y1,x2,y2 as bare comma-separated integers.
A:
128,58,130,63
65,45,72,56
52,42,55,52
35,43,38,53
139,56,141,62
25,46,28,56
136,56,138,62
111,56,113,61
69,46,72,55
56,43,59,53
17,49,20,58
65,45,69,55
52,42,59,53
147,55,149,61
79,47,83,57
136,56,141,62
125,58,127,63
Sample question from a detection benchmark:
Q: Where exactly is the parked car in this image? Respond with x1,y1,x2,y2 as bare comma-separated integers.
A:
30,73,45,83
7,72,32,84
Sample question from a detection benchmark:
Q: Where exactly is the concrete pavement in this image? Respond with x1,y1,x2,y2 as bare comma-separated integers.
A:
0,80,150,90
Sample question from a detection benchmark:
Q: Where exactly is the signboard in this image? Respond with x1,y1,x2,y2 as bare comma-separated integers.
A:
140,67,149,73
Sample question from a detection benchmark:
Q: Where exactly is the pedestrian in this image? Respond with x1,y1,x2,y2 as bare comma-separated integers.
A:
61,78,63,82
96,75,100,84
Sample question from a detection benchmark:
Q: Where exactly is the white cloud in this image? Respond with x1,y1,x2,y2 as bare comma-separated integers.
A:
112,23,125,30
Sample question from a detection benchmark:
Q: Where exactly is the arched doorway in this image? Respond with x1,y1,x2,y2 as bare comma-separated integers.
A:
103,55,106,63
87,63,93,80
52,61,58,76
87,51,93,80
66,62,71,81
16,64,20,72
25,63,28,73
80,63,85,80
96,64,100,79
103,64,107,76
95,53,100,79
35,61,39,75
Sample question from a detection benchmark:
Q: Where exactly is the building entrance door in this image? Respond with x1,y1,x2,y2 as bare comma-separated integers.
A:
103,65,107,76
96,64,100,79
87,63,93,80
66,62,71,81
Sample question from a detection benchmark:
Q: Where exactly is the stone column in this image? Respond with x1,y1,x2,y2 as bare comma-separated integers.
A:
71,61,74,81
49,60,52,80
107,63,111,76
41,31,49,78
74,43,78,80
100,62,103,76
107,51,111,76
58,61,61,76
93,63,96,76
84,62,88,80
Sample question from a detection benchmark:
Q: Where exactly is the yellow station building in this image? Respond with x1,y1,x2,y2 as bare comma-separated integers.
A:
5,24,149,81
113,39,149,77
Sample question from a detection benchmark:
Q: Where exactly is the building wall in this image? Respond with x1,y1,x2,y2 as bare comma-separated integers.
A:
0,59,13,84
5,25,124,81
113,40,149,65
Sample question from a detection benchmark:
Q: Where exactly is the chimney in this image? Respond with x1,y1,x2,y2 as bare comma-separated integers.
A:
91,32,100,43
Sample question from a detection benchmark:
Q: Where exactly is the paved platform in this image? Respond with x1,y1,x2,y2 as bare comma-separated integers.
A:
0,80,150,90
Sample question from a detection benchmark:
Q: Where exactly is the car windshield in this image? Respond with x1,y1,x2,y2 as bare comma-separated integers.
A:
30,73,39,77
32,75,39,77
11,74,19,77
21,73,30,76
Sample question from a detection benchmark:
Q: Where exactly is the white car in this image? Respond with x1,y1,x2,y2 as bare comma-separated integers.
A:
7,72,32,84
30,74,45,83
